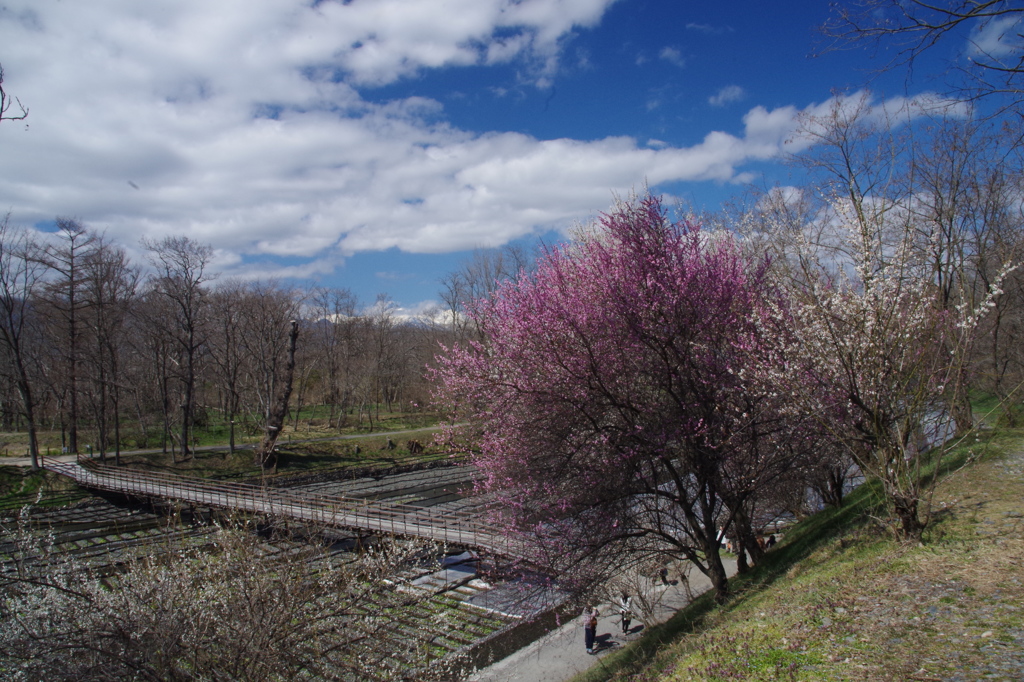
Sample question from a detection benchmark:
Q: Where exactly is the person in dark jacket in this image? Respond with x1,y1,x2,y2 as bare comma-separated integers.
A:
583,606,599,653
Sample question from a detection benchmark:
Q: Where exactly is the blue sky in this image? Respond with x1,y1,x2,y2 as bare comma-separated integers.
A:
0,0,980,315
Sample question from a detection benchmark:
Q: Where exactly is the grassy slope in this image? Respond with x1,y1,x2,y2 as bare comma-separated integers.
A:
573,426,1024,681
0,467,90,512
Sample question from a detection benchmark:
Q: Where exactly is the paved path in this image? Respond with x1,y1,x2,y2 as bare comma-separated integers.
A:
468,558,737,682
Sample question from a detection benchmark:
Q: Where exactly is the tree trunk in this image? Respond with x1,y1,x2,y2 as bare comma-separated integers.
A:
824,467,845,507
181,358,194,461
97,362,107,464
22,394,39,470
706,549,730,604
254,321,299,470
734,539,749,575
113,384,121,467
733,505,764,567
894,494,925,540
950,389,973,437
14,357,40,470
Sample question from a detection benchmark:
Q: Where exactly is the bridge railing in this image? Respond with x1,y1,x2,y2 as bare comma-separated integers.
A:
42,456,515,556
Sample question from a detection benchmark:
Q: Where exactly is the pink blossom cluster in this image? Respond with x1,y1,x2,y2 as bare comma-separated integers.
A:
431,193,793,599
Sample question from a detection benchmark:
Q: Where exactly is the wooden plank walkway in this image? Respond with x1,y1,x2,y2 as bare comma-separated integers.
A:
42,457,518,557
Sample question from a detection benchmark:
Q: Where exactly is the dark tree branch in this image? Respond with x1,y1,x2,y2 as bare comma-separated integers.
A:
0,64,28,123
822,1,1024,114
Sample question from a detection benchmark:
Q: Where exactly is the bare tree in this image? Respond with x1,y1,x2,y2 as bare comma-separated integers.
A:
791,92,915,257
0,515,462,681
0,64,27,124
439,244,532,342
39,218,98,455
369,294,399,426
253,319,299,470
143,236,213,460
306,286,360,429
207,281,247,453
127,289,177,453
0,216,45,468
81,237,139,463
901,117,1024,432
236,281,300,434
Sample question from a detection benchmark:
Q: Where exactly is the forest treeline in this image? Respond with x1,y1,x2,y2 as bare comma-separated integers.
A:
0,217,484,468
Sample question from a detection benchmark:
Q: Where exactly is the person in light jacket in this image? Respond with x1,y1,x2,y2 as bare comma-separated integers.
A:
619,593,633,634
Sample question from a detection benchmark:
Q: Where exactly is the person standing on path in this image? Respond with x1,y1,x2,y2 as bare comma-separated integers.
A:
583,606,599,654
619,593,633,634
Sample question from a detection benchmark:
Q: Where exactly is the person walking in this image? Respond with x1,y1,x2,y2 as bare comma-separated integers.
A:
619,593,633,634
583,606,599,654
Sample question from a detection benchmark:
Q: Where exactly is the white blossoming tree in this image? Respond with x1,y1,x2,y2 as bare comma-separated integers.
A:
785,199,1007,539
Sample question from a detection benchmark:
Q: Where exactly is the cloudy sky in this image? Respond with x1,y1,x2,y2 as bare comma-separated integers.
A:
0,0,970,312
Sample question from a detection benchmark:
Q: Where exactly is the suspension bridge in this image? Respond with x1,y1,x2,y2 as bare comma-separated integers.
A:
41,457,518,557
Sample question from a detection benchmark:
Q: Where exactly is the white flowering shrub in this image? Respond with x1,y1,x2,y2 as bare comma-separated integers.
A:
783,199,1009,539
0,510,461,681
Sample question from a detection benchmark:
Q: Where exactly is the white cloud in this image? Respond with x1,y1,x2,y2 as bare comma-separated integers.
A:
376,270,416,281
0,1,945,287
659,46,686,68
756,185,805,212
970,14,1023,59
392,299,450,324
784,90,969,152
709,85,745,107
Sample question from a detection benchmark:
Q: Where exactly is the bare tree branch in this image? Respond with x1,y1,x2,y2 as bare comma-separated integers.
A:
822,1,1024,113
0,64,28,123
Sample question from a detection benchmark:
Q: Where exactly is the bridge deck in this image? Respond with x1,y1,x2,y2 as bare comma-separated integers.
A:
42,458,517,557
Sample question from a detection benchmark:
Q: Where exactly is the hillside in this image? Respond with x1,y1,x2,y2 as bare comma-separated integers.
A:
572,425,1024,681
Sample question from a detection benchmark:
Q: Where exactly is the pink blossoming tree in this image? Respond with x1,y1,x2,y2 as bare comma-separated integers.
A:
432,193,792,602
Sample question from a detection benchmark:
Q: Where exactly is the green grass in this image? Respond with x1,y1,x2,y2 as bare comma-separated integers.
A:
569,478,887,682
0,466,90,513
0,407,445,458
970,389,1024,428
110,423,456,483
